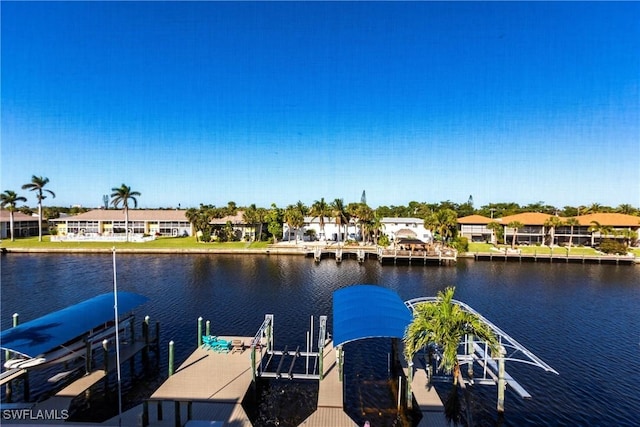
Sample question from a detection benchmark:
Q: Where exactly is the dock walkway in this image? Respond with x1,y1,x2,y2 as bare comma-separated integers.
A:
398,352,448,427
142,336,254,427
300,340,357,426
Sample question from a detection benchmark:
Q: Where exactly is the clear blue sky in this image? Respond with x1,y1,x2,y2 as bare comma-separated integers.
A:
2,2,639,209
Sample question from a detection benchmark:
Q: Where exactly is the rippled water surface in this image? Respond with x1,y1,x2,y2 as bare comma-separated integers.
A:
1,253,639,426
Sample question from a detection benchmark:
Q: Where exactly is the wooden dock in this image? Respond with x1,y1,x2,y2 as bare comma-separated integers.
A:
306,246,457,266
144,336,254,427
405,358,449,427
141,337,358,427
300,340,358,426
474,252,636,265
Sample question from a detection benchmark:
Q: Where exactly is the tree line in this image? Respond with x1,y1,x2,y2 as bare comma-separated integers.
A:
2,177,638,245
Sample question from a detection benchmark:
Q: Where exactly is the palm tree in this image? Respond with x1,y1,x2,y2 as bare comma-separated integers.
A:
21,175,55,242
255,207,268,242
331,198,349,244
110,184,141,242
506,221,524,249
1,190,28,241
243,204,258,241
284,204,304,243
564,217,580,251
486,221,503,245
404,287,499,385
309,198,331,242
425,208,458,243
588,220,613,247
616,204,636,215
354,203,374,243
543,216,564,246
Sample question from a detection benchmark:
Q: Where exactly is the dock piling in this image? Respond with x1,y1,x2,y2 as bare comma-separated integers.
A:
205,320,211,337
168,341,175,377
197,317,203,347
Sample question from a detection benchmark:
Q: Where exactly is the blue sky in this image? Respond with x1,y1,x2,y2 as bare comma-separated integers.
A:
2,2,639,209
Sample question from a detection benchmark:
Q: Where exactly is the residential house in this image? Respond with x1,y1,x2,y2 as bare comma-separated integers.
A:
49,209,192,238
380,217,433,244
457,212,640,247
0,210,41,239
283,216,359,242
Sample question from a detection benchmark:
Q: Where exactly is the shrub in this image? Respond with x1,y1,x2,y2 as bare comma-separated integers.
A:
599,239,627,255
378,234,390,247
452,236,469,253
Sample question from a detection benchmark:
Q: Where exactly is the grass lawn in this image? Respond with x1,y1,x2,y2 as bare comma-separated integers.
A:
467,242,636,257
0,236,271,250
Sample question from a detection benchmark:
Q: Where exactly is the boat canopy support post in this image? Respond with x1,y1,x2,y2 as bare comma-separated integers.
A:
337,345,344,382
318,315,327,380
84,338,92,375
467,333,474,380
4,313,20,402
497,346,506,413
407,361,413,409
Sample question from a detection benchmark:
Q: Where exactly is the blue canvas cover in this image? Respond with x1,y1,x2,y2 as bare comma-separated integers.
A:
333,284,412,347
0,292,148,358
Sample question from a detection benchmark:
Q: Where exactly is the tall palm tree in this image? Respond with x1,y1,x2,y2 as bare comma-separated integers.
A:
564,217,580,251
309,198,331,242
284,204,304,243
331,198,349,244
21,175,55,242
404,287,499,385
243,204,258,241
110,184,141,242
354,203,374,243
255,207,268,242
543,216,564,246
1,190,28,241
506,221,524,249
486,221,503,245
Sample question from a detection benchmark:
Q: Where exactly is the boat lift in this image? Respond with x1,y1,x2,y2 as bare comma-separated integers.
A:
250,314,328,381
404,297,559,412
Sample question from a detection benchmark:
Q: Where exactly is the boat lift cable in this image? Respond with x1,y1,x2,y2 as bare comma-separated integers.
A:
404,297,558,375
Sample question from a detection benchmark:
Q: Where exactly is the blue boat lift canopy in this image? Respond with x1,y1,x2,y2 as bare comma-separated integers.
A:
332,284,412,347
0,292,148,358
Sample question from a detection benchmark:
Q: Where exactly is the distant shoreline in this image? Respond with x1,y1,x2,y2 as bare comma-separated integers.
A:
2,246,637,265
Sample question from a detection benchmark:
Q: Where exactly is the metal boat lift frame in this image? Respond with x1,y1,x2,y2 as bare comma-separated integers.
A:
250,314,328,381
404,297,558,412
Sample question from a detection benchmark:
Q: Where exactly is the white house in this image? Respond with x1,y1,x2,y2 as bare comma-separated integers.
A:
283,216,433,244
283,216,359,242
380,217,433,243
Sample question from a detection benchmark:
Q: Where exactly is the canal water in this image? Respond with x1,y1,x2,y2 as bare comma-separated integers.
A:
1,253,639,426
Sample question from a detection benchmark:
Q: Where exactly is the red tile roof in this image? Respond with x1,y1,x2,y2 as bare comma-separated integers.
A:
497,212,553,225
574,213,640,227
457,214,493,224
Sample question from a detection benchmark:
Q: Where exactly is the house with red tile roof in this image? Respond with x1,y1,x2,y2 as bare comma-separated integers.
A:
458,212,639,247
457,214,494,242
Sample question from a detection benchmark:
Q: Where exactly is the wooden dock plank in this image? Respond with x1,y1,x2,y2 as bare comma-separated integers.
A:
316,340,343,408
300,407,358,426
55,370,105,397
150,336,254,402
